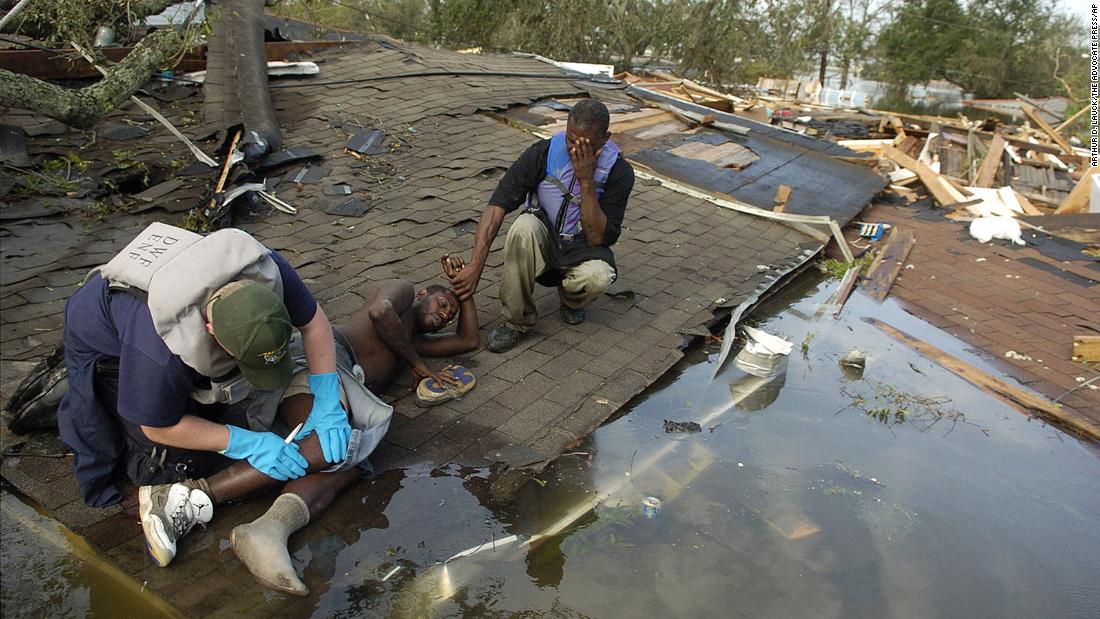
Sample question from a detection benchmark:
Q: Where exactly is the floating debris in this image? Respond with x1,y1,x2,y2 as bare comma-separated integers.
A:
735,326,793,377
840,349,867,380
663,419,702,433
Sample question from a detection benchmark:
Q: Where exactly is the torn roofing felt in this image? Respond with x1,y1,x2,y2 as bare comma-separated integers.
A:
625,85,886,225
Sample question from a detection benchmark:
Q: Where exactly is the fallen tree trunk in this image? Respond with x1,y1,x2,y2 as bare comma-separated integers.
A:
0,28,183,129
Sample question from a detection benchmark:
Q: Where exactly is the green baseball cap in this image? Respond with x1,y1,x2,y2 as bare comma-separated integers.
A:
207,281,293,390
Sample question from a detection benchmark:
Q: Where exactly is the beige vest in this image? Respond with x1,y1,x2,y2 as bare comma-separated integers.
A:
93,222,284,404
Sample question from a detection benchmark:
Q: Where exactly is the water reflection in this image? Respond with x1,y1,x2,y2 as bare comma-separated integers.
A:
729,355,788,411
0,489,181,617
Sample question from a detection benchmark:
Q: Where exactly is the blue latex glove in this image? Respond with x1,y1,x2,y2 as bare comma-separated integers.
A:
301,372,351,464
222,425,308,481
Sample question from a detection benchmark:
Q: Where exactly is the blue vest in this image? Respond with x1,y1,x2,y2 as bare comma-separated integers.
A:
528,132,621,237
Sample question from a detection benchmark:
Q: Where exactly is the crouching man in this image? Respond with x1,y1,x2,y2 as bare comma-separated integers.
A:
141,257,479,595
449,98,635,352
56,222,349,560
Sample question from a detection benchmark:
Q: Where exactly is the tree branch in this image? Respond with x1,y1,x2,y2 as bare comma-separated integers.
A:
0,28,183,129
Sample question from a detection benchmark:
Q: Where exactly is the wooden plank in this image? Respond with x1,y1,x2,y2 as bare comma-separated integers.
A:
1021,104,1075,155
889,115,907,139
1072,336,1100,362
896,135,920,158
709,141,758,168
832,155,880,167
607,110,677,135
773,185,792,213
924,125,1066,157
837,138,894,153
944,175,973,197
831,266,861,318
1056,105,1088,133
1012,91,1064,122
0,47,204,79
866,318,1098,440
861,227,915,303
1053,167,1097,215
882,144,966,206
1012,190,1043,216
974,135,1006,188
1019,189,1061,207
665,139,758,169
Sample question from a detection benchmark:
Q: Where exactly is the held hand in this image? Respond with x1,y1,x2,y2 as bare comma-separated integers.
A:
448,256,481,301
222,425,308,481
567,136,602,184
301,372,351,464
441,254,466,280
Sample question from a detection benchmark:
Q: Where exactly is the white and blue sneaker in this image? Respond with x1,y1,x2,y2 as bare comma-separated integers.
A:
138,481,213,567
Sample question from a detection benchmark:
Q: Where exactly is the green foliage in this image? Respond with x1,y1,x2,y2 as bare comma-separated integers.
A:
435,0,514,47
82,199,126,224
41,152,92,175
869,0,966,87
839,380,990,435
801,331,816,358
11,0,178,47
866,0,1087,100
268,0,1086,106
822,255,871,280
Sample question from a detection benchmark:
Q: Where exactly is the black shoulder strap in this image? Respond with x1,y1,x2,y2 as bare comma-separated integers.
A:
107,284,148,302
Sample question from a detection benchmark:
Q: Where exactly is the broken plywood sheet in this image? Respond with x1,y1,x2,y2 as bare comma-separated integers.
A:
667,140,759,169
632,120,691,141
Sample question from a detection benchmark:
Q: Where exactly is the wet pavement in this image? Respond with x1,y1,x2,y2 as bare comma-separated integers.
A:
4,268,1099,617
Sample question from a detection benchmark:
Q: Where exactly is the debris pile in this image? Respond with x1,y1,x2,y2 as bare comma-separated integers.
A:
626,72,1092,217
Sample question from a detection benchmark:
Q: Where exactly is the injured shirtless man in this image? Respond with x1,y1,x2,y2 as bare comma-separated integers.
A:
137,256,477,595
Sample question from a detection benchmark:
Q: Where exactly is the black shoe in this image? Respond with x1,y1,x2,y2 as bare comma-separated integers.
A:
560,305,586,325
487,324,521,353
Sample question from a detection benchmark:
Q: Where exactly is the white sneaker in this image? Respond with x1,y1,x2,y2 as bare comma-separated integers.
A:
139,482,214,567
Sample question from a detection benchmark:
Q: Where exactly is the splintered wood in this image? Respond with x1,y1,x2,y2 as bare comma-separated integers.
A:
772,185,792,212
862,227,915,303
1072,336,1100,362
974,135,1005,188
1053,167,1097,215
882,145,966,206
1021,104,1075,156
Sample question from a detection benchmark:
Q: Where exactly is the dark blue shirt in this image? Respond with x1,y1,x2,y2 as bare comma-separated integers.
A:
69,252,316,427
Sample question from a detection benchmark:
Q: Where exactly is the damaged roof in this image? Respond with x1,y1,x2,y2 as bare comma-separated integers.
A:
1,41,875,602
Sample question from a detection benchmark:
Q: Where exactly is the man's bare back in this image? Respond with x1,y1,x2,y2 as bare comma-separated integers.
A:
335,263,479,392
341,281,425,390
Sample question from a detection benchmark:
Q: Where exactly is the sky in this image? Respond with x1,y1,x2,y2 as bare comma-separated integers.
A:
1060,0,1092,29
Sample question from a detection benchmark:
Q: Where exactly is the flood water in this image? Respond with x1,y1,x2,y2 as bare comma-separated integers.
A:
0,488,181,617
5,270,1100,617
314,271,1100,617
